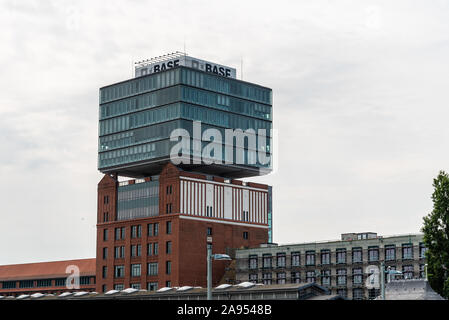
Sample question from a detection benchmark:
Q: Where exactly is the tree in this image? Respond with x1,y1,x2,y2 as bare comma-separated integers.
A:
422,170,449,298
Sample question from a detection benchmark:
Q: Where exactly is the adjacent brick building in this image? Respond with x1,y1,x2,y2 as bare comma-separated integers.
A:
0,258,96,297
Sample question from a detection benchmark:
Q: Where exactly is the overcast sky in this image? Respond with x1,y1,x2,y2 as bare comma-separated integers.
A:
1,0,448,265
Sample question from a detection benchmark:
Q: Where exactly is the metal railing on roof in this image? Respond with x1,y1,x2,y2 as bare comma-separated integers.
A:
134,51,186,68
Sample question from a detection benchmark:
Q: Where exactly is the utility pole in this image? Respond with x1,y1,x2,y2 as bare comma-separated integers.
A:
380,262,386,300
207,242,212,300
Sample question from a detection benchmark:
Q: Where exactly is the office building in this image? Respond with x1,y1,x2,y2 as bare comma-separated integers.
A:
235,232,427,300
96,53,273,292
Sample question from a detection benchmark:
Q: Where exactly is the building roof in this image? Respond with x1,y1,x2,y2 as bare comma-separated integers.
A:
0,258,96,281
382,279,445,300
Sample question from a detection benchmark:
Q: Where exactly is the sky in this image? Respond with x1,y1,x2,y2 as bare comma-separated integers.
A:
0,0,448,265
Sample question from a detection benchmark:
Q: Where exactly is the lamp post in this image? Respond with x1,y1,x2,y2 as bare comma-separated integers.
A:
380,264,403,300
206,239,231,300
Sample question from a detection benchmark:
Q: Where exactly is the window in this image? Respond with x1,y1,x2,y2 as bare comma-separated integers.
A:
291,252,300,267
154,223,159,236
103,229,108,241
148,263,158,276
80,276,91,285
131,283,141,289
321,250,330,265
321,270,331,286
131,245,141,257
104,195,109,204
54,278,65,286
102,266,107,279
352,247,362,263
419,264,426,279
249,274,258,284
166,203,172,214
166,261,172,275
262,273,272,285
385,245,396,261
243,231,249,240
147,282,158,291
2,281,16,289
36,279,52,288
291,272,301,283
166,221,172,234
276,253,286,268
368,288,380,300
166,185,172,194
19,280,34,288
336,249,346,264
115,227,126,240
306,271,316,283
242,210,249,222
166,281,171,287
114,284,124,291
166,241,172,254
103,247,108,259
131,264,141,277
353,268,363,285
148,223,154,237
419,243,427,259
337,269,347,285
337,288,348,299
353,288,364,300
114,265,125,278
102,284,107,293
103,212,109,222
262,254,272,268
115,246,125,258
148,243,159,256
403,265,414,279
368,247,379,262
207,227,212,236
249,255,258,270
305,251,315,266
131,225,142,238
402,244,413,260
276,272,286,284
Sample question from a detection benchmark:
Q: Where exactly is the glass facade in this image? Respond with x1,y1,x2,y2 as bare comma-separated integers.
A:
117,180,159,220
98,66,273,177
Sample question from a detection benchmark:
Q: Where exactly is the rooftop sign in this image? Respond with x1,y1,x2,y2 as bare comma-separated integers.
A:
135,52,236,79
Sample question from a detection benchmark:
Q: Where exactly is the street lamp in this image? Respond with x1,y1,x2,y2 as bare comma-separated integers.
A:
380,263,403,300
207,242,231,300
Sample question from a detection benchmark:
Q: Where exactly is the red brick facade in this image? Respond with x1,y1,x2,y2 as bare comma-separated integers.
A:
96,163,269,292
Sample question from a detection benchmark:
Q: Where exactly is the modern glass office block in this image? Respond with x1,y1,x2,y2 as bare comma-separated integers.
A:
98,64,273,178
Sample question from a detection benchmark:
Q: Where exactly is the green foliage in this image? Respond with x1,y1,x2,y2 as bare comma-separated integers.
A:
422,171,449,298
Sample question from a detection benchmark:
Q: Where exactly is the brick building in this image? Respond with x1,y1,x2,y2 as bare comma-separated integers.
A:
96,163,271,292
0,258,96,297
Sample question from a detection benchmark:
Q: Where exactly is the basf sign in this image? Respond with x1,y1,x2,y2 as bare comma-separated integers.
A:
135,55,237,79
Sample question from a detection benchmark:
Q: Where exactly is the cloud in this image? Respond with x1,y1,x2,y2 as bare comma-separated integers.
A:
0,0,448,263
